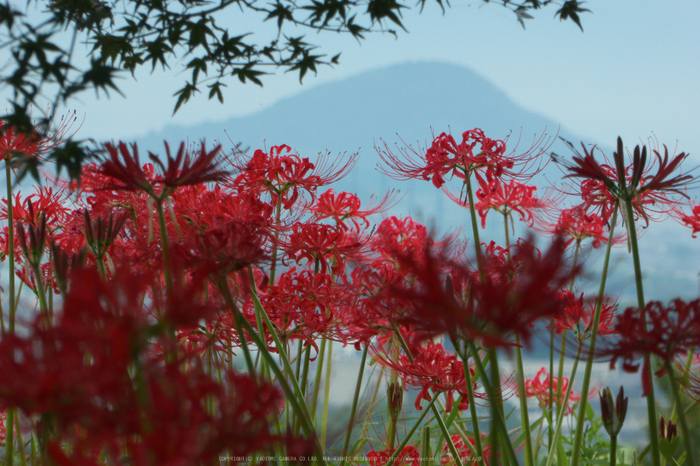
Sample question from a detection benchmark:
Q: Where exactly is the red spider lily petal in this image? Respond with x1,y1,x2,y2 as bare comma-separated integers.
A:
469,235,579,348
149,141,229,188
1,114,78,162
0,120,41,160
99,141,154,193
674,203,700,238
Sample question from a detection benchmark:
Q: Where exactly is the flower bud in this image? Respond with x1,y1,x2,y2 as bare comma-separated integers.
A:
659,416,677,441
599,385,628,437
388,381,403,422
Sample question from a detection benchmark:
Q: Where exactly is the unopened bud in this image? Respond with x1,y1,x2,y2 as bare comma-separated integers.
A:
659,416,677,441
599,386,628,437
388,381,403,422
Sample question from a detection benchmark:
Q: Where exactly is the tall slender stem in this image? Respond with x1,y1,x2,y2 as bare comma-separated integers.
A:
385,393,439,466
664,359,696,465
570,206,618,466
466,341,519,465
545,337,584,466
5,159,16,466
503,209,533,466
341,343,369,464
622,196,660,466
451,336,486,466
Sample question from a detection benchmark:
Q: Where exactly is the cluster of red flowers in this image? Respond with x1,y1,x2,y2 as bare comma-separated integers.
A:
1,120,699,463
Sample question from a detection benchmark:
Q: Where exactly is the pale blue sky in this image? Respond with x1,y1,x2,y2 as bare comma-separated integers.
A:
47,2,700,162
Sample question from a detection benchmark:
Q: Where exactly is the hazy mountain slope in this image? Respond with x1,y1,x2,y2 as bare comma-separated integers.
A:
136,61,700,301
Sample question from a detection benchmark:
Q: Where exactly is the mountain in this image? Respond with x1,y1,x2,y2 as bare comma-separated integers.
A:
135,61,700,302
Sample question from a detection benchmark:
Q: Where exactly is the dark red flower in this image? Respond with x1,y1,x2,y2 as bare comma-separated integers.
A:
377,128,550,188
388,234,577,348
232,144,357,208
600,299,700,396
555,137,695,224
98,140,227,199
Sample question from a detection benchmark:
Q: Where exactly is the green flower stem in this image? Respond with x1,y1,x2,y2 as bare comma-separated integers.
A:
219,281,256,377
464,174,485,282
557,240,582,418
14,412,27,466
238,297,326,464
570,205,618,466
669,348,695,423
269,199,283,286
5,158,16,466
320,340,333,448
421,425,431,466
155,199,173,293
451,336,486,466
622,196,660,466
609,435,618,466
502,210,533,466
514,335,534,466
385,392,439,466
466,340,519,465
310,338,328,419
545,337,584,466
341,342,369,465
664,359,696,465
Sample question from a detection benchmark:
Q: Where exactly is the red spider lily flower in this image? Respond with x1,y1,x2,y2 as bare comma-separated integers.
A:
533,204,619,250
283,222,363,275
311,189,400,230
98,140,227,199
0,120,41,160
554,137,695,224
373,341,487,412
673,203,700,237
600,299,700,396
520,367,595,416
445,176,548,228
377,128,550,188
0,113,77,162
0,411,5,443
174,221,268,279
551,291,618,337
0,267,150,418
390,234,578,348
441,434,491,465
368,445,421,466
232,144,357,208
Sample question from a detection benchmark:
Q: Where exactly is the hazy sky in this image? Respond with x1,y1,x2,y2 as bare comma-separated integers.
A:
10,3,700,160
